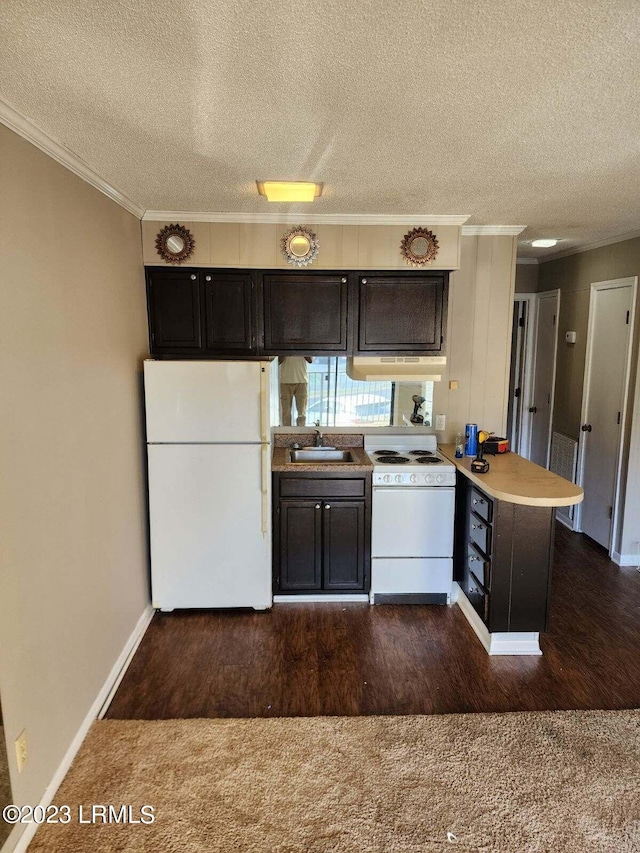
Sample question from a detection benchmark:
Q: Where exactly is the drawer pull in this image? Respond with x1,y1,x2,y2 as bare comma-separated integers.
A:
473,498,484,505
469,555,478,562
472,523,483,530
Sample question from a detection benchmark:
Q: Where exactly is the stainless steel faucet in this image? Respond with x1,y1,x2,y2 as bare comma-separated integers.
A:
315,429,323,448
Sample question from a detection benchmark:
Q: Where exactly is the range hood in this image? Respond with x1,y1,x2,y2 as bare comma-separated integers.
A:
346,356,445,382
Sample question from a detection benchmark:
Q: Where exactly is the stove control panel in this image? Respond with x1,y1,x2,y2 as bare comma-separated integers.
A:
373,471,456,487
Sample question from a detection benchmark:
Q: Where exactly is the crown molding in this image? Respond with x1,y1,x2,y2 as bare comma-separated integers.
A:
540,229,640,263
142,211,471,226
0,98,145,219
461,225,526,236
516,258,539,265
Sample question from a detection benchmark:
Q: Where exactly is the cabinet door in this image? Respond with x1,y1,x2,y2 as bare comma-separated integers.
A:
262,274,348,352
204,271,254,353
147,269,202,351
322,501,365,590
278,500,322,591
358,274,446,353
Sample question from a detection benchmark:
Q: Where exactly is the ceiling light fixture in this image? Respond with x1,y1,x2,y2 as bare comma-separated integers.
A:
256,181,322,202
531,239,558,248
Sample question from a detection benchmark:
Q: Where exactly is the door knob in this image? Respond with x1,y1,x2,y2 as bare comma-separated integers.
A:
529,406,537,413
581,424,592,432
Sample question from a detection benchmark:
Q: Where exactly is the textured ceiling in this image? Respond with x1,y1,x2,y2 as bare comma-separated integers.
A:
1,0,639,258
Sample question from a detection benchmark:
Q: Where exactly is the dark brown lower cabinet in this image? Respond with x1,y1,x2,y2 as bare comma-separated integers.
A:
454,476,554,632
273,474,371,595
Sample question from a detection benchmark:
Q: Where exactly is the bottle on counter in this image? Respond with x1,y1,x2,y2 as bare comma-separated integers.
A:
455,432,464,458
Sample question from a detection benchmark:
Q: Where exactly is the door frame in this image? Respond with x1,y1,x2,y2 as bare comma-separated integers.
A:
575,276,638,554
528,289,560,467
510,293,538,459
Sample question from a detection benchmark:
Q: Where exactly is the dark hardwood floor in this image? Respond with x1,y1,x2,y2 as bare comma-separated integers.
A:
107,526,640,719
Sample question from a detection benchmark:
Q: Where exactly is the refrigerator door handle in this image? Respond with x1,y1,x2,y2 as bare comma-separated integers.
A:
261,443,269,535
259,363,270,444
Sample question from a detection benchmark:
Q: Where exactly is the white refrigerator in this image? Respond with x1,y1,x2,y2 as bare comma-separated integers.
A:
144,359,275,611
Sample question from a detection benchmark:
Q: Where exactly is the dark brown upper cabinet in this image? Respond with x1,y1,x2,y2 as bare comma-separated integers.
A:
261,272,349,354
147,268,203,352
203,271,255,354
357,273,448,354
146,266,449,358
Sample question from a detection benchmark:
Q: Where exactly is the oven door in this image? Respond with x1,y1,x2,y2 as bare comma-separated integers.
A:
371,487,454,558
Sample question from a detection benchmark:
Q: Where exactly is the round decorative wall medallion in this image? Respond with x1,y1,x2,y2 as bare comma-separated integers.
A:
155,223,196,264
280,226,319,267
400,227,439,266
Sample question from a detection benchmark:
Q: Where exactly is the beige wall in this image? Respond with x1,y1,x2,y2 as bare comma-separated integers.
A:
142,220,462,270
515,262,539,293
539,237,640,558
433,235,517,439
0,125,149,838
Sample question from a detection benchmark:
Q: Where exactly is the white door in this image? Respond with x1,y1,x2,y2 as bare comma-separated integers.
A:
529,292,559,467
148,444,272,609
580,281,635,549
144,360,272,444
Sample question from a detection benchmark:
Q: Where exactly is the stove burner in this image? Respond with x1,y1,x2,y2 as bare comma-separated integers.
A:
409,450,434,456
374,450,399,455
377,455,410,464
415,456,441,464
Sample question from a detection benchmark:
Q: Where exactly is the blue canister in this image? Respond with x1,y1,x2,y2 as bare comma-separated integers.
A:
465,423,479,457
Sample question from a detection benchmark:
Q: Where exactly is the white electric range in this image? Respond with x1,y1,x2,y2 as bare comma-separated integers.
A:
365,435,456,604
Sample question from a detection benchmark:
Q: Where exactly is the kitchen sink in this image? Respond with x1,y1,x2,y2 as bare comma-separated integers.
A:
289,449,354,463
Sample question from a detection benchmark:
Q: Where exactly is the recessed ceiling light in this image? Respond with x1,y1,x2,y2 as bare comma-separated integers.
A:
531,239,558,248
256,181,322,202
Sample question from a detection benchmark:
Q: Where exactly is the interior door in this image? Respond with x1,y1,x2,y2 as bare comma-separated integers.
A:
529,292,559,467
580,283,634,549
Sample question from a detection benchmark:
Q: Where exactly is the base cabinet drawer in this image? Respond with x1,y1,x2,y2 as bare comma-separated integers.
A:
469,511,492,558
470,487,492,523
467,571,490,624
467,541,491,590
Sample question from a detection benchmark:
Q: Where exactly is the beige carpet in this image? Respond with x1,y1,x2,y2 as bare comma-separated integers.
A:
27,711,640,852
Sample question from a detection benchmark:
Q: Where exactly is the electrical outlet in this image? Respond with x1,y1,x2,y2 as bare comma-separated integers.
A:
435,414,446,431
15,730,27,773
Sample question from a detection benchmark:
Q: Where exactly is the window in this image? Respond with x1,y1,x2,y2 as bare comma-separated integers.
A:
277,357,433,427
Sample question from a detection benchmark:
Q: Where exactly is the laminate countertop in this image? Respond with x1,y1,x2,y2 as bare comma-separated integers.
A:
439,444,583,507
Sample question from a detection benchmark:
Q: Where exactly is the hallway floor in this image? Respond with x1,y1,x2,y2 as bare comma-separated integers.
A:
107,526,640,719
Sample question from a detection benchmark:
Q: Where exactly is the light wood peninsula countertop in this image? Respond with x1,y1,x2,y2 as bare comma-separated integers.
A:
439,445,583,507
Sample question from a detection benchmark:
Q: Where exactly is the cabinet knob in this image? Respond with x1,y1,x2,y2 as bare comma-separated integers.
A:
362,278,367,284
190,274,197,280
324,504,331,510
341,277,347,283
205,275,211,281
315,503,321,510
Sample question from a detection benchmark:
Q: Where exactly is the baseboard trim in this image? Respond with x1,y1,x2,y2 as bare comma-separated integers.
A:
611,550,640,568
8,605,154,853
453,583,542,656
556,512,576,532
273,594,369,603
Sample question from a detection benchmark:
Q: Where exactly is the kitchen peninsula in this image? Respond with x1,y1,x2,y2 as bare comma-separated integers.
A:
440,445,583,655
